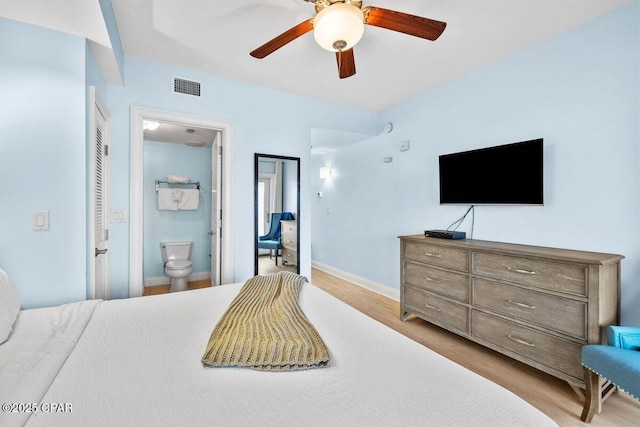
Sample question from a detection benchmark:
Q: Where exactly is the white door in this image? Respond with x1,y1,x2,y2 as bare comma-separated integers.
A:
89,87,110,299
210,133,222,286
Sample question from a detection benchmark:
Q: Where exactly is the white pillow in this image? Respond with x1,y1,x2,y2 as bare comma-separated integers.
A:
0,268,20,344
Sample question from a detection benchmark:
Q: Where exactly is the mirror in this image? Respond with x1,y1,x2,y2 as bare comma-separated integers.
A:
254,153,300,275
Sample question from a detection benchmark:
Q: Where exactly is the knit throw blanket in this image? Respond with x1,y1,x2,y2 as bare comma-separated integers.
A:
201,272,330,371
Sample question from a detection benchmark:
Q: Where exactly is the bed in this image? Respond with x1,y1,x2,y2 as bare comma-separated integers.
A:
1,271,557,426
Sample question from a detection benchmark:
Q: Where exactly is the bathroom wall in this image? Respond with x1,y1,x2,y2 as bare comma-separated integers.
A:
143,140,212,281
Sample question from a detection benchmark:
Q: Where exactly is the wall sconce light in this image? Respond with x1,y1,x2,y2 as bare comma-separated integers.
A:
320,166,332,179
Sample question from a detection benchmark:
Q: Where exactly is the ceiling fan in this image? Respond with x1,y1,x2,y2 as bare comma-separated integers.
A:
250,0,446,79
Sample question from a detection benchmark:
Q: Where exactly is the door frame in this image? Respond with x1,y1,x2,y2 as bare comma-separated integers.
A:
88,86,110,300
210,131,222,287
129,106,234,298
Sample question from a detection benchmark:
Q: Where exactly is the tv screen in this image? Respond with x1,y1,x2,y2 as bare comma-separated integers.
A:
439,139,543,205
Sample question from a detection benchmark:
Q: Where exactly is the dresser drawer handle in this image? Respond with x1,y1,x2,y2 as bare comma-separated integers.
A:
425,303,442,312
507,334,535,347
506,267,536,275
507,299,535,310
424,276,442,284
424,252,442,258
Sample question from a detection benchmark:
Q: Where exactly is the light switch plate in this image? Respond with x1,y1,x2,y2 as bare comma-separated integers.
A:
111,209,127,223
400,141,410,152
32,211,49,231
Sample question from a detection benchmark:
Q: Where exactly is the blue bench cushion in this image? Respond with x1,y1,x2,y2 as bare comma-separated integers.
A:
582,345,640,400
608,326,640,351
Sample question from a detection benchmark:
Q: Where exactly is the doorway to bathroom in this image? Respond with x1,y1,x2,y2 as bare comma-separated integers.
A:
129,106,233,298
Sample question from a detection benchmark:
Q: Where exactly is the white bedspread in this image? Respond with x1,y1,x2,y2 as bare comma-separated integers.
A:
4,283,556,426
0,300,100,427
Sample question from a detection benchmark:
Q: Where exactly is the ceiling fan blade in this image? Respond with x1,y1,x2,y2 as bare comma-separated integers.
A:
336,48,356,79
250,20,314,59
363,7,446,41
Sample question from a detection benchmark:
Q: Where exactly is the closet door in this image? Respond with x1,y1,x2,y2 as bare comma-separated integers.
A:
89,87,110,299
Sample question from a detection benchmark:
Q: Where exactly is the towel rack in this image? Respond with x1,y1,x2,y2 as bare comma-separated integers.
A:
155,180,200,192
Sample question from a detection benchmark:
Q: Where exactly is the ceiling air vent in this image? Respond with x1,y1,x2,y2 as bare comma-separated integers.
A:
184,129,196,134
172,76,201,97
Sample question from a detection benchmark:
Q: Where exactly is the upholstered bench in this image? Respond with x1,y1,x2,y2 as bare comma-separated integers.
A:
581,326,640,422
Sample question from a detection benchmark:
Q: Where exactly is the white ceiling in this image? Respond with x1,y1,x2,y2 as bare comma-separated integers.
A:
144,122,218,147
1,0,633,112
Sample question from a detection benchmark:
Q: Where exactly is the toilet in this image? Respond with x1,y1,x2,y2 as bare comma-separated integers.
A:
160,241,193,292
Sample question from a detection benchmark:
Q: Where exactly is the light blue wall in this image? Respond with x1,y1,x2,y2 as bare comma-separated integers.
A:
0,16,376,306
0,18,87,308
283,159,298,215
103,56,377,298
85,42,108,97
143,140,211,278
312,3,640,325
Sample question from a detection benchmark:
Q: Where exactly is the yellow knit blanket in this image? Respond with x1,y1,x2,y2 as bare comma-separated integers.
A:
201,272,330,371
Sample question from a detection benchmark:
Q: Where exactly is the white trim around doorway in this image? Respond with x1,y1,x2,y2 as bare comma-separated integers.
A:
129,106,234,298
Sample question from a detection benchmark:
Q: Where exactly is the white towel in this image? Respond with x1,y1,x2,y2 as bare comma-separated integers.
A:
157,188,178,210
171,189,184,203
167,175,190,184
177,189,200,210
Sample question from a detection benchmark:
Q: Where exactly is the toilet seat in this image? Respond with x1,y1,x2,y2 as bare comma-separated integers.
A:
166,260,192,271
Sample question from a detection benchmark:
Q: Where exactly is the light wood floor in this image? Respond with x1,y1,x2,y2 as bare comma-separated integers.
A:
310,267,640,427
142,278,211,296
258,254,297,275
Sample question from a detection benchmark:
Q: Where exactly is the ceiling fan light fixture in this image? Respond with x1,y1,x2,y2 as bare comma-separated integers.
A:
313,3,364,52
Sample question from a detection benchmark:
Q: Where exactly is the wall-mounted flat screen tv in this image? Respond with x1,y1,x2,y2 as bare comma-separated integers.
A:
439,138,543,205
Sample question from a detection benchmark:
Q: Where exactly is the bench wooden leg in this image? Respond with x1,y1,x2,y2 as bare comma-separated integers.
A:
581,368,600,423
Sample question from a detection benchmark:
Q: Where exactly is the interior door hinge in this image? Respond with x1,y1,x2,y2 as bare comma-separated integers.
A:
105,229,109,240
104,145,109,156
218,146,222,155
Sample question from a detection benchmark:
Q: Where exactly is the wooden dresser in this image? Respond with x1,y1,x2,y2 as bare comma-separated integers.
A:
399,235,623,387
280,220,298,266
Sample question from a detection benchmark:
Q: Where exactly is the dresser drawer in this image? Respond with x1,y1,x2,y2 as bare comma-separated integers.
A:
472,311,583,380
404,286,469,333
473,278,586,339
403,242,468,272
281,249,297,266
473,252,586,296
281,221,297,234
405,261,469,302
281,233,297,250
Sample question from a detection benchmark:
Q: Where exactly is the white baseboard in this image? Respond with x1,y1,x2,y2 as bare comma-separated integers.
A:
190,271,211,281
144,271,211,287
311,261,400,301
